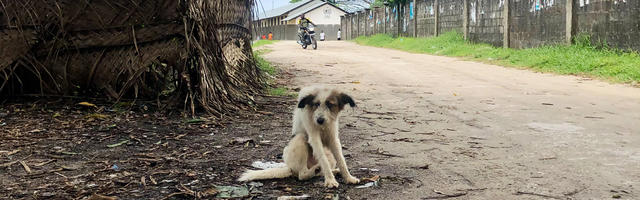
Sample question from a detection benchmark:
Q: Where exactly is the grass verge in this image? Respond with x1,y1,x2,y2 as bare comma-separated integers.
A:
252,41,295,97
252,40,278,48
254,49,276,76
355,32,640,84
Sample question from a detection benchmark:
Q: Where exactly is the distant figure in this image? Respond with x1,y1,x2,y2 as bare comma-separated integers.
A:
268,32,273,40
337,29,341,40
320,30,325,41
262,34,266,40
297,14,313,45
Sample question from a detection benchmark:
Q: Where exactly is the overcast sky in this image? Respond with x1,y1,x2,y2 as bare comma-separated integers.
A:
255,0,291,12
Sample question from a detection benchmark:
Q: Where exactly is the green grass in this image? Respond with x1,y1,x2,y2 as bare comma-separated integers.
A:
267,87,294,96
254,49,276,77
252,41,295,97
252,40,278,48
355,32,640,84
252,40,278,77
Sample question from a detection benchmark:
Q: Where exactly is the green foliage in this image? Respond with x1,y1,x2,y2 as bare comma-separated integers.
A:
253,50,276,77
372,0,386,6
291,0,335,4
252,40,278,48
252,41,294,97
252,40,279,76
373,0,408,6
355,32,640,83
573,33,593,48
268,87,295,97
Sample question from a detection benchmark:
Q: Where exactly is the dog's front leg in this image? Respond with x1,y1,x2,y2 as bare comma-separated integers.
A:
329,137,360,184
307,133,339,188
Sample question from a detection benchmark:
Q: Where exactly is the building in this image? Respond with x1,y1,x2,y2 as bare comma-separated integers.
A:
254,0,348,40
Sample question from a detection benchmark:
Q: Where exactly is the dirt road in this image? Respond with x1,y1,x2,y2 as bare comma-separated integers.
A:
260,41,640,199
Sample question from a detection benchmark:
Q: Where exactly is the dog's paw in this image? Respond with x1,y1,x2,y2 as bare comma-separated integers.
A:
345,176,360,184
324,179,339,188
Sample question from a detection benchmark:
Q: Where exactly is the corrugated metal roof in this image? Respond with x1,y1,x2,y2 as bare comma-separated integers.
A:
335,0,371,13
254,0,313,20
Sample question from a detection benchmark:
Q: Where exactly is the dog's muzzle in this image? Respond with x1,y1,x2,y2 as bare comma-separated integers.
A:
316,117,325,125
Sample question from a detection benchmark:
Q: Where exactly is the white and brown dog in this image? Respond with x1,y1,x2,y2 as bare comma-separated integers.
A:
238,85,359,188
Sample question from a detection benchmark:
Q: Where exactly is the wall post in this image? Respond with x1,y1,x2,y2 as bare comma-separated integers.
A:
350,14,354,39
413,0,418,37
374,8,378,35
565,0,573,44
357,11,361,37
347,14,350,40
434,0,439,36
463,0,469,40
503,0,510,48
383,6,387,34
364,9,368,36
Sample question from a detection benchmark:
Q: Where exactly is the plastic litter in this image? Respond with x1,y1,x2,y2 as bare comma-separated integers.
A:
251,161,286,169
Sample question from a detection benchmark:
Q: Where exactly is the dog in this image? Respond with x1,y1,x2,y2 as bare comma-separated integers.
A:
238,85,360,188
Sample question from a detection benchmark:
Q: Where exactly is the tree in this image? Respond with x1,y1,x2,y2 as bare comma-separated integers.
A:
0,0,263,115
373,0,408,6
372,0,385,6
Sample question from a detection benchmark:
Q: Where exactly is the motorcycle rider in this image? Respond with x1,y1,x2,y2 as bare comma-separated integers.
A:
297,14,313,45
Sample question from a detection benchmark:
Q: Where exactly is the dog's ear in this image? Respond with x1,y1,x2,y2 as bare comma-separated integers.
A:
297,95,315,108
338,93,356,109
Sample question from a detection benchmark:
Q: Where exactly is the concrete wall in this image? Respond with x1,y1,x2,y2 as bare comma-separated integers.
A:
438,0,464,34
338,0,640,52
254,25,298,40
574,0,640,51
385,7,391,35
367,9,375,36
341,15,345,39
343,15,349,40
468,0,504,47
404,2,414,37
360,11,367,37
254,24,341,41
509,0,567,49
389,5,399,36
374,7,385,35
315,24,342,40
349,14,356,39
416,0,437,37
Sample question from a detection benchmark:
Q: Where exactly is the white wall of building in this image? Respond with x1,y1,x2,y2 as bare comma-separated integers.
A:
305,4,346,25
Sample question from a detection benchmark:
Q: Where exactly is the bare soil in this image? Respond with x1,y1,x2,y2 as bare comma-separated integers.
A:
0,67,387,199
1,40,639,200
257,41,640,199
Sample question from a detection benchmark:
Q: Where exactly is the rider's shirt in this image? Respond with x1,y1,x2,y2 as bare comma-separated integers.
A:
297,17,312,28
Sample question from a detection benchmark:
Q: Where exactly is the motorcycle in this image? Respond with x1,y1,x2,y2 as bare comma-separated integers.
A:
299,25,317,50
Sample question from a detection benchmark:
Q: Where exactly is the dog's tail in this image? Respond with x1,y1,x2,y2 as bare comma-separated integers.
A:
237,167,292,182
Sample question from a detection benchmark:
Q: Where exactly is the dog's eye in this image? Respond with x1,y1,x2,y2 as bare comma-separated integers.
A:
314,103,320,107
326,103,333,108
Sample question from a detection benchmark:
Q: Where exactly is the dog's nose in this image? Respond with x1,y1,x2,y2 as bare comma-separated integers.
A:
316,117,325,125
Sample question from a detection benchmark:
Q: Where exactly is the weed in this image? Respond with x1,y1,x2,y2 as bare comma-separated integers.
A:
252,41,293,96
355,32,640,83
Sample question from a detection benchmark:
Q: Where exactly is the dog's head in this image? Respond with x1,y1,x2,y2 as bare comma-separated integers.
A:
297,86,356,126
